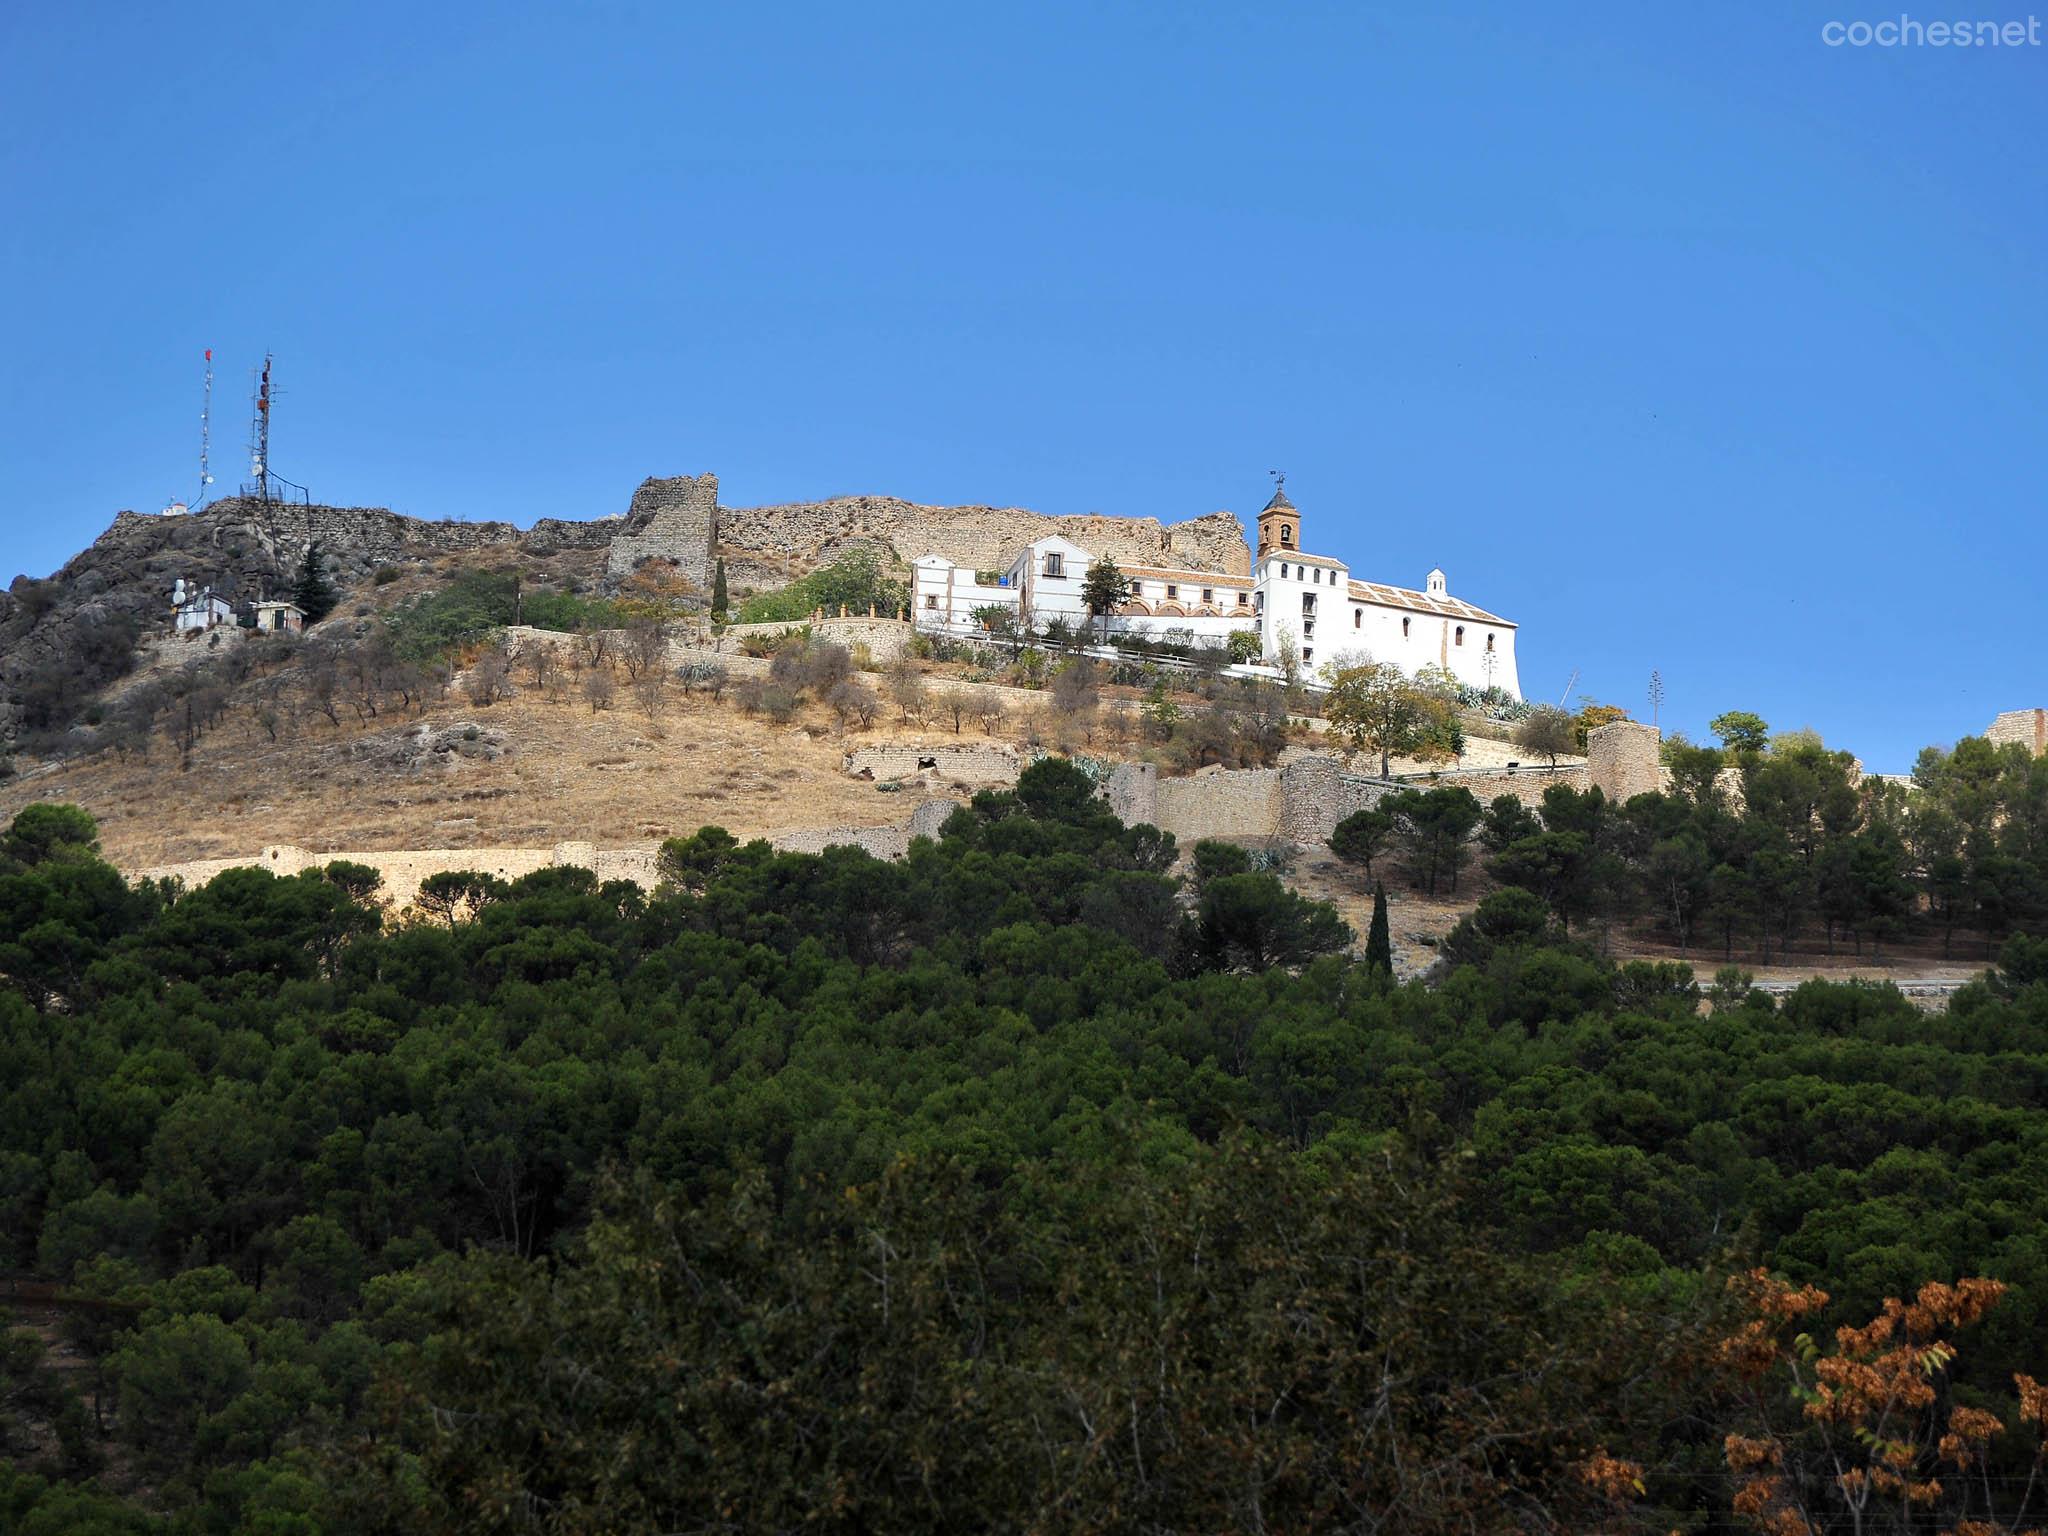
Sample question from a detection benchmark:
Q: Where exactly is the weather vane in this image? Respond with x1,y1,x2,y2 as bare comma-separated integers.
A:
1269,468,1285,492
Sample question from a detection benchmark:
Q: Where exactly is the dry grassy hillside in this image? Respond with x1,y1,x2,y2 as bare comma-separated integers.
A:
0,684,913,871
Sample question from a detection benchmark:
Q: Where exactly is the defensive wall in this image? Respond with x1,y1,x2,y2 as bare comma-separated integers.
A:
719,498,1250,583
1102,757,1598,848
844,742,1023,786
130,724,1664,905
133,801,959,911
605,473,720,588
1988,708,2048,756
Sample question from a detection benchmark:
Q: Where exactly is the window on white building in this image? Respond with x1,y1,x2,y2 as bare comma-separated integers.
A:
1201,587,1213,604
1166,584,1178,599
1353,609,1361,629
1401,617,1410,638
1486,632,1495,652
924,595,938,609
1302,647,1313,663
1043,553,1063,578
1455,625,1465,646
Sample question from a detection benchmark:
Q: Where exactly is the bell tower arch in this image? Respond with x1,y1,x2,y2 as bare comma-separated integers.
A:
1255,476,1298,560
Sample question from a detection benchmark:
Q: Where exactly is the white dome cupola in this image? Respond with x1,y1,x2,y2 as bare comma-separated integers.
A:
1425,568,1447,596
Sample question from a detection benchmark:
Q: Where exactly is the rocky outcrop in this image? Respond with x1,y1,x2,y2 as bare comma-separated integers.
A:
0,496,608,748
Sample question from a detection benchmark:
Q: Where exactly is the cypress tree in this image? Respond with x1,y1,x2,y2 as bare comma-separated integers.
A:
711,558,729,619
1366,882,1392,977
292,541,340,623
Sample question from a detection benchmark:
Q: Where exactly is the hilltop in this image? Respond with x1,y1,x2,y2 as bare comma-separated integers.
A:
0,476,1251,752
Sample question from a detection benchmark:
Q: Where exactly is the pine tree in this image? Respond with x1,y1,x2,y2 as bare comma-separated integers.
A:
1366,882,1392,977
292,541,340,623
711,558,729,620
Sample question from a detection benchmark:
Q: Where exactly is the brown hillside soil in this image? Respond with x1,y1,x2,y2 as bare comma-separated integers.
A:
0,685,944,870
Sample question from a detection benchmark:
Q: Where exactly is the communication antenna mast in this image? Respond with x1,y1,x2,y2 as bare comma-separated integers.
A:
196,349,216,508
1648,669,1666,729
248,352,274,505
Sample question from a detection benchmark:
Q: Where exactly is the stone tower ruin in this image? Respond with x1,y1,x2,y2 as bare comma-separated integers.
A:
605,472,719,589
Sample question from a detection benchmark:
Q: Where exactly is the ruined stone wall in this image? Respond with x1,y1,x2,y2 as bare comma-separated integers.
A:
1988,708,2048,756
1100,755,1596,848
1586,721,1663,802
845,742,1023,787
1103,763,1158,829
718,498,1250,585
605,473,720,587
138,840,586,909
1404,763,1591,808
1151,767,1285,844
1274,758,1399,843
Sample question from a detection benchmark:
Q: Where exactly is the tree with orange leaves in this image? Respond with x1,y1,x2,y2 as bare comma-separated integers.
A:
1715,1267,2048,1534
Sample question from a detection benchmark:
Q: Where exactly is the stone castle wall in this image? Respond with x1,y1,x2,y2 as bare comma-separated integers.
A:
132,805,958,911
844,742,1023,786
605,473,720,587
718,498,1250,583
1104,753,1598,851
1585,721,1664,802
1988,708,2047,756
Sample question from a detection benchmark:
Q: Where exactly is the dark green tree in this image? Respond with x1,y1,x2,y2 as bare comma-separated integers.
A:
290,542,339,624
1328,806,1395,882
1079,556,1132,641
711,558,729,619
1365,882,1392,975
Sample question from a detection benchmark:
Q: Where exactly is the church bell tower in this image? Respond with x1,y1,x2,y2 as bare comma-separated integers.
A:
1256,476,1299,560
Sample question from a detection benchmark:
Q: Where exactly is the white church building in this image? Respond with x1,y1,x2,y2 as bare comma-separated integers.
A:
911,482,1522,698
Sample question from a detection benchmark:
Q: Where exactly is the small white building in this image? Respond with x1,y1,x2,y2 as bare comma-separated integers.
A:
171,579,235,633
910,481,1522,698
250,598,307,635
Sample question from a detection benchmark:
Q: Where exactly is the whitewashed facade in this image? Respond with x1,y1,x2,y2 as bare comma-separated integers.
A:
911,484,1521,698
171,580,236,633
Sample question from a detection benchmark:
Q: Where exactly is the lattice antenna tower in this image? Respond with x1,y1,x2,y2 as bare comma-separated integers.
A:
196,349,216,508
248,352,275,505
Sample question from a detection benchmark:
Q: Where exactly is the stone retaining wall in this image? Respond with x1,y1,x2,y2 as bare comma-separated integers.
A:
723,617,916,661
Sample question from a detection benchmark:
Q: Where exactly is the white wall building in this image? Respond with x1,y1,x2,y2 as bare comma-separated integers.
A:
911,482,1522,698
171,579,236,633
250,599,307,635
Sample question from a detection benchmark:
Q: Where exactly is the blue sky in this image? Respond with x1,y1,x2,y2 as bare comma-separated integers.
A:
2,2,2041,770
